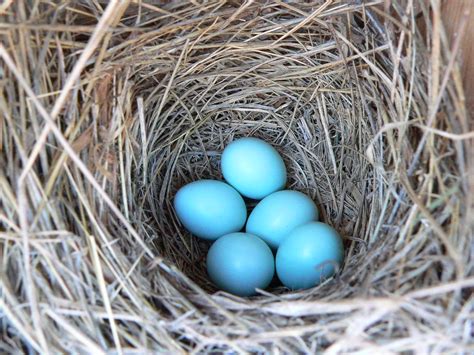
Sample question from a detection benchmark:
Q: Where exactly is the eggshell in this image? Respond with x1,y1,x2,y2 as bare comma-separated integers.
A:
221,137,287,199
207,232,275,296
174,180,247,240
276,222,344,290
246,190,319,249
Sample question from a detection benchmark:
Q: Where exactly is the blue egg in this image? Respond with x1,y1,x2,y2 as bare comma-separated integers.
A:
207,232,274,296
276,222,344,290
246,190,319,249
174,180,247,241
221,137,287,199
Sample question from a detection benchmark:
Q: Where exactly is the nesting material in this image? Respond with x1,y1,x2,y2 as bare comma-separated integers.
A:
1,1,472,353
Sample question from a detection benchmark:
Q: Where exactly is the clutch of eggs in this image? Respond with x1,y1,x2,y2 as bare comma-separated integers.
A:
174,137,344,296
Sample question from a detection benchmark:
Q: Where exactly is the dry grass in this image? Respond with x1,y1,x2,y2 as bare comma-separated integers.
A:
1,0,473,353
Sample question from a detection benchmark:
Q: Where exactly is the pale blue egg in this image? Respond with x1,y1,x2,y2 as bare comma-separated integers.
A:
276,222,344,290
221,137,287,199
174,180,247,241
207,232,274,296
246,190,319,249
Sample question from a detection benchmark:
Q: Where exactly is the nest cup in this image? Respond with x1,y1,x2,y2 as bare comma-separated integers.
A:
1,1,472,353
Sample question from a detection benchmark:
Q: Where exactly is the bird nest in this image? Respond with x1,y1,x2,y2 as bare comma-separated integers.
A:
1,1,472,353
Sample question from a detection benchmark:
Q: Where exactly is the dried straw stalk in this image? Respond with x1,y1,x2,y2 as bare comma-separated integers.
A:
0,1,472,353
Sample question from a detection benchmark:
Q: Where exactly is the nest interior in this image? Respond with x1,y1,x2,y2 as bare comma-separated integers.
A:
1,1,472,353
